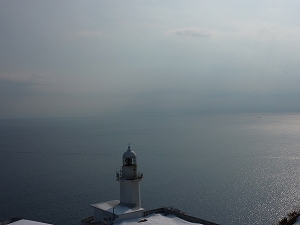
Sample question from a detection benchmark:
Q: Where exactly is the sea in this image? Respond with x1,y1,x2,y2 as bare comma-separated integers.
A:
1,113,300,225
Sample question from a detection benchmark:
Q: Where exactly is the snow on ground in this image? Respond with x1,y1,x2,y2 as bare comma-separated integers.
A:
9,219,53,225
91,200,144,215
114,213,203,225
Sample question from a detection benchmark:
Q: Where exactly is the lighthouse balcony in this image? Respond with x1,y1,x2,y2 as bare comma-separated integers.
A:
116,171,143,181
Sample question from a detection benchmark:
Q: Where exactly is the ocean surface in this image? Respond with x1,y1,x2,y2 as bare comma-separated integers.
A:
1,113,300,225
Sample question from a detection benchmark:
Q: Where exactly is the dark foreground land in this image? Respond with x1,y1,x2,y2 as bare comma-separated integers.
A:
278,209,300,225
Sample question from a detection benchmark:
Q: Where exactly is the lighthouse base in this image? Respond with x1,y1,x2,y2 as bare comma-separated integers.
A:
88,200,145,225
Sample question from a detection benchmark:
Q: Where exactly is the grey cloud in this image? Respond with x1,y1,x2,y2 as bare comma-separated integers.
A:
166,28,213,38
0,73,48,96
1,1,300,118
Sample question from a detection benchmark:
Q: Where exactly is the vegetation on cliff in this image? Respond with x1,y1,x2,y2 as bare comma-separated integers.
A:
278,209,300,225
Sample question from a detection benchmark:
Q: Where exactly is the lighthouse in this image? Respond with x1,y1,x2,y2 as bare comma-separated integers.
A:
88,144,145,225
83,144,220,225
116,144,143,208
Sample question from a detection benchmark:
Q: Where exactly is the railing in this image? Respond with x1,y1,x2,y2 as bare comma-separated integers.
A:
116,171,143,181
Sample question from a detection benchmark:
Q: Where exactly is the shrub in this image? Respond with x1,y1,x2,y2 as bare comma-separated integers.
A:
278,208,300,225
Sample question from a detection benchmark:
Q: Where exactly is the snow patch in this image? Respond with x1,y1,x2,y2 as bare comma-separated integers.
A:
114,213,203,225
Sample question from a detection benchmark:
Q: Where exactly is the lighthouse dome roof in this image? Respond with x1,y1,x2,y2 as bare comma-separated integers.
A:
123,145,137,158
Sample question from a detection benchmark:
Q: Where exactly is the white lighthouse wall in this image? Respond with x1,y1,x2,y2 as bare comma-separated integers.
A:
93,208,114,224
113,210,145,224
122,165,137,177
120,181,141,208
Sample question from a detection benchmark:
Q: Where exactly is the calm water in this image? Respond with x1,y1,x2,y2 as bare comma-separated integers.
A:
1,114,300,225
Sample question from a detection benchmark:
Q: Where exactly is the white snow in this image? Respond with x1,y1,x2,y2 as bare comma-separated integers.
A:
114,213,203,225
91,200,144,215
8,219,53,225
91,200,119,211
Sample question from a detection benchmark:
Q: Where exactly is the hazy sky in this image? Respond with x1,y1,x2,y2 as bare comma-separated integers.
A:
1,1,300,118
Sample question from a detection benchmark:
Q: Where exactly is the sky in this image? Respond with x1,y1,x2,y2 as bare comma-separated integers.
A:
1,1,300,118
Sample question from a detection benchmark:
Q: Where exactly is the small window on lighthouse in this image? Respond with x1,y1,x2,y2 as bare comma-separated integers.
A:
123,157,136,166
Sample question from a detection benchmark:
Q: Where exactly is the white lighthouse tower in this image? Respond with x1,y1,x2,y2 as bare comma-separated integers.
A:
117,144,143,208
89,144,144,225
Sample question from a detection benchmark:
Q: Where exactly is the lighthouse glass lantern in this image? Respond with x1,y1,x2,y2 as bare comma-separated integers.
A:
123,154,136,166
